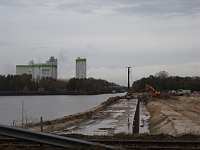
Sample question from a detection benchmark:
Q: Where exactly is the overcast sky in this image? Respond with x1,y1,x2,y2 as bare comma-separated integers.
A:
0,0,200,85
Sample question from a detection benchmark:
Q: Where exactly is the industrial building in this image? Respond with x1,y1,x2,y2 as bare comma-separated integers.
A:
16,56,57,80
76,57,87,79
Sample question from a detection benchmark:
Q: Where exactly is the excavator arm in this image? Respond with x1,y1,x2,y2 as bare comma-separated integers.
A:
145,84,160,97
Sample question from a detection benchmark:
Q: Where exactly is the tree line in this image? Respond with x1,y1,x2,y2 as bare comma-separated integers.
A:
66,78,122,93
132,71,200,92
0,74,124,93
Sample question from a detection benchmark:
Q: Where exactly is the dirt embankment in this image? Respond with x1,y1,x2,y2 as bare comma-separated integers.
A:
146,96,200,136
27,96,124,132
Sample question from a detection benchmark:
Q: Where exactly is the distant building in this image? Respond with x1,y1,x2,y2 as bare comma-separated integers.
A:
16,56,57,80
76,57,86,79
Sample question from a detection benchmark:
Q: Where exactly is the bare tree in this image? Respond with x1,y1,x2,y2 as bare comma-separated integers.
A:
155,71,169,78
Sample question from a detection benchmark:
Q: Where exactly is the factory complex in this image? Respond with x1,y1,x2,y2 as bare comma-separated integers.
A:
16,56,86,80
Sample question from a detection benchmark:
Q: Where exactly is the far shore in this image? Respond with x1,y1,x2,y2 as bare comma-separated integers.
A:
0,91,126,96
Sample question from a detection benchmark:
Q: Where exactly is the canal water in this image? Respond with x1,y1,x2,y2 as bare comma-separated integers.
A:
0,93,125,125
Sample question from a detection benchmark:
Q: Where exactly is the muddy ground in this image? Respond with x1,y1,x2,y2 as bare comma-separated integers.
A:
29,96,150,136
28,96,124,132
57,98,149,136
147,96,200,136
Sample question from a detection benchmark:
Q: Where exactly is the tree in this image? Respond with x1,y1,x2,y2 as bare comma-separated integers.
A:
155,71,169,79
132,75,200,92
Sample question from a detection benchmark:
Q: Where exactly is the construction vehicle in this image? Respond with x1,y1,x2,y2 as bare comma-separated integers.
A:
145,84,160,97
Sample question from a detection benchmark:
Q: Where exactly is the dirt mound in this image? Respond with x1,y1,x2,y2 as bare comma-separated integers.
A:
147,96,200,136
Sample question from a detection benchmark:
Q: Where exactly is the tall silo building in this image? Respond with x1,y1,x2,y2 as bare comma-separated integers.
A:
16,56,57,80
76,57,87,79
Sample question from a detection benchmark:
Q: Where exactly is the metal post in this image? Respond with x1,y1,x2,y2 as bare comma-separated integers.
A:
127,100,130,134
132,99,140,134
12,120,15,127
40,116,44,149
40,116,43,132
21,101,24,128
25,117,28,128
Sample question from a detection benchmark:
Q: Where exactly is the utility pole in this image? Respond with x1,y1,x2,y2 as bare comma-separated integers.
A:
127,67,131,90
126,66,132,134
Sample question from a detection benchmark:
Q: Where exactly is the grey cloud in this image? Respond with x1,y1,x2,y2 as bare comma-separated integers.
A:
0,0,50,8
115,0,200,16
0,41,10,47
0,0,25,7
0,0,199,16
55,0,200,16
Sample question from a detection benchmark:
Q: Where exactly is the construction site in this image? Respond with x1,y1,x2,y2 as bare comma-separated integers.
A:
1,83,200,149
1,65,200,149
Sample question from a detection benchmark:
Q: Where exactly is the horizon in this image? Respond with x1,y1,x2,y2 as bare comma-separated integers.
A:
1,62,200,87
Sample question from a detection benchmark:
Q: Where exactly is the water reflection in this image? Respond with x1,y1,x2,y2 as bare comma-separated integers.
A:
0,93,125,125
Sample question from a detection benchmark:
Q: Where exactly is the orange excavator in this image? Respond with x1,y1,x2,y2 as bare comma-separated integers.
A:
145,84,160,97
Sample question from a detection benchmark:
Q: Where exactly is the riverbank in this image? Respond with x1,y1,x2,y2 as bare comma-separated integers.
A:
61,98,138,135
28,96,125,132
146,96,200,136
27,94,150,136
